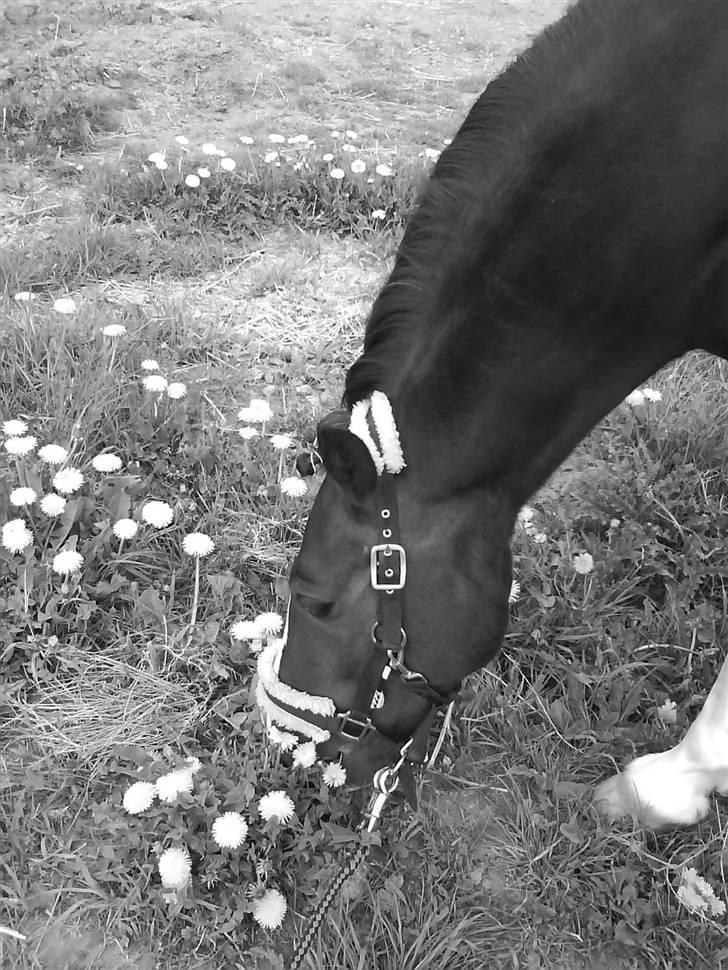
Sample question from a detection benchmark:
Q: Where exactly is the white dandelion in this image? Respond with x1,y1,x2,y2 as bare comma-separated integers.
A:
52,297,77,314
1,519,33,554
91,453,122,473
212,812,249,849
52,467,84,495
52,550,83,576
280,476,307,498
38,444,68,465
40,494,67,517
258,790,295,823
252,888,287,930
141,501,174,528
10,487,37,508
158,846,192,890
5,436,37,457
2,419,28,436
123,781,156,815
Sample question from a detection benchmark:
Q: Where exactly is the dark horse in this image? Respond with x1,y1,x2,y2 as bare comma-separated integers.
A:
258,0,728,827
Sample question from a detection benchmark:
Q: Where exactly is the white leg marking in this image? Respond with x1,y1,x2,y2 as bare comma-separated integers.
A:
595,652,728,826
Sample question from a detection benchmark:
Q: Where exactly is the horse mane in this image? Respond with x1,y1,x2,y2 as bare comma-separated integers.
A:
342,0,694,410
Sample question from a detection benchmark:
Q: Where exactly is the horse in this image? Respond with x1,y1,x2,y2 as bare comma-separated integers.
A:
256,0,728,828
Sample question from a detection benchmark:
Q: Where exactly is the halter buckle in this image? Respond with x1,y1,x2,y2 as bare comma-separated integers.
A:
370,543,407,591
337,710,373,741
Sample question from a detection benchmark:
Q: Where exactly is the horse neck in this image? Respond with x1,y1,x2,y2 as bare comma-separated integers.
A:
393,282,686,508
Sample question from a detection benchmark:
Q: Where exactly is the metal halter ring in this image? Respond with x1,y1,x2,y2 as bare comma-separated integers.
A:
371,622,407,649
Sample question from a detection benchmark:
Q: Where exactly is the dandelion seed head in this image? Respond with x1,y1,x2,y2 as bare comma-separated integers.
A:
5,435,37,457
3,419,28,436
212,812,249,849
52,467,84,495
259,790,295,823
52,549,83,576
102,324,127,338
252,888,287,930
91,453,122,473
10,487,37,507
38,444,69,465
182,532,215,558
113,518,138,540
40,493,67,517
1,519,33,554
141,501,174,528
158,846,192,889
123,781,156,814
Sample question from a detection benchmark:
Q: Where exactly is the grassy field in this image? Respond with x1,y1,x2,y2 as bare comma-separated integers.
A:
1,1,727,968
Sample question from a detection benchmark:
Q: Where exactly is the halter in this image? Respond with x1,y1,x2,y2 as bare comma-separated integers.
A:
256,392,460,774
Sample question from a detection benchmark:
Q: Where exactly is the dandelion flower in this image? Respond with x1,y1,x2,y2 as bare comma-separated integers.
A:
123,781,156,814
518,506,535,529
657,699,677,724
201,142,218,155
10,487,37,507
186,756,202,773
677,867,726,917
230,620,263,653
625,389,646,407
141,359,159,371
5,435,37,457
141,501,174,528
2,419,28,436
270,433,293,450
158,846,192,890
185,174,201,188
52,467,84,495
148,151,165,165
424,147,440,161
197,167,211,179
533,531,548,544
113,518,138,540
255,612,284,635
91,453,122,473
269,725,298,751
142,374,168,393
155,768,194,803
238,426,259,440
14,291,34,302
102,324,127,338
40,493,67,517
351,159,366,174
322,152,334,162
268,133,285,143
243,398,273,423
341,143,356,153
38,444,68,465
280,476,307,498
292,742,317,769
212,812,249,849
259,790,295,823
330,167,345,180
263,151,279,163
371,209,386,220
375,163,393,176
155,159,168,170
609,518,621,530
253,888,287,930
2,520,33,554
239,135,254,145
182,532,215,558
167,382,187,399
52,550,83,576
643,387,662,402
508,580,521,604
573,552,594,575
220,157,236,171
53,297,77,314
175,135,190,146
322,762,347,788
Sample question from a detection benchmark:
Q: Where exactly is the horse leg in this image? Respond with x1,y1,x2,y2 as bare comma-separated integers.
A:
595,652,728,826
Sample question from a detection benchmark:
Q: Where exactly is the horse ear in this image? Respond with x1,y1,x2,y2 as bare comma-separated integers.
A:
317,425,378,501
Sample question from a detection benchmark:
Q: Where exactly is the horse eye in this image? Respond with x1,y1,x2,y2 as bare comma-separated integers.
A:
297,594,333,619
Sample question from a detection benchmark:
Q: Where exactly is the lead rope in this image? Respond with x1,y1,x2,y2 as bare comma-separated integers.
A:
287,706,454,970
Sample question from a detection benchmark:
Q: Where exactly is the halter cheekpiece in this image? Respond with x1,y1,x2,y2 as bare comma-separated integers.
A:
256,391,460,769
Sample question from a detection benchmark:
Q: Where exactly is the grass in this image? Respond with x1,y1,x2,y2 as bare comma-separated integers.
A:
1,2,727,969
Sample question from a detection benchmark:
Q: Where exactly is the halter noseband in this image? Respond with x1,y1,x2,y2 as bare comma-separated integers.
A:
256,392,460,769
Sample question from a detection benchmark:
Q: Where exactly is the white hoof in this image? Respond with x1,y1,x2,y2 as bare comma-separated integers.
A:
594,749,713,828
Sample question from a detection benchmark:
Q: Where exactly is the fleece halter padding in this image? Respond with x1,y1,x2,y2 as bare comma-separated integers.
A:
256,391,405,748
